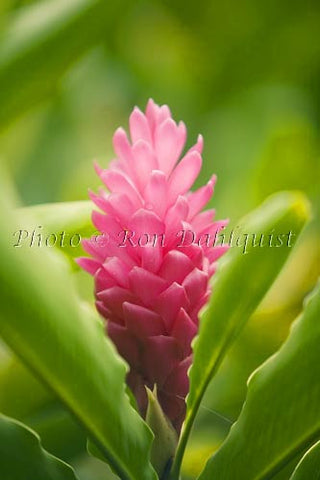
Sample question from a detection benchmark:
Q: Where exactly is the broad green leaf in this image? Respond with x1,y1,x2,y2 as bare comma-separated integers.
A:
28,404,87,463
0,357,53,420
0,355,86,461
170,191,310,480
0,414,78,480
198,283,320,480
290,441,320,480
0,198,157,480
0,0,125,129
181,441,220,479
14,201,94,261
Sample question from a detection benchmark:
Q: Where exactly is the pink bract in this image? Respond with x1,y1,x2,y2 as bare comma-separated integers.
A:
78,99,228,432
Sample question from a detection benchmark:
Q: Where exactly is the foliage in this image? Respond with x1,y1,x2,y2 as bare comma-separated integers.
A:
0,414,79,480
198,284,320,479
0,0,319,479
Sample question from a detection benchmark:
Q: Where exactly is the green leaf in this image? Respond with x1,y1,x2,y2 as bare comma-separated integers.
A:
198,283,320,480
0,198,157,480
14,201,94,261
0,414,78,480
0,0,125,129
27,404,87,463
170,191,310,480
0,355,86,462
0,356,52,421
290,441,320,480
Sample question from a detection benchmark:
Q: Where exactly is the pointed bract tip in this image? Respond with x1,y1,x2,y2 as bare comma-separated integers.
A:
93,161,103,176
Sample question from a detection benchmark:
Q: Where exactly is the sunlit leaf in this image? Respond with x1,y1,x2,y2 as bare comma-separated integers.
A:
198,283,320,480
290,441,320,480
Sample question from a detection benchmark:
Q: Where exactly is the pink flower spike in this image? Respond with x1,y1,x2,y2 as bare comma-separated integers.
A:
78,100,228,432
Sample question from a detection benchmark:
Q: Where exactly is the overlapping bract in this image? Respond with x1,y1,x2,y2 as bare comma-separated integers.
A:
78,100,227,431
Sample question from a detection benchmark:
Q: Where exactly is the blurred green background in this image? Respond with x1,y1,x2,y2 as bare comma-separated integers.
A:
0,0,319,479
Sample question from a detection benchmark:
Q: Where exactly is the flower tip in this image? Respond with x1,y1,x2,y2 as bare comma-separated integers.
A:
147,97,155,107
88,189,103,209
210,174,217,187
196,134,204,153
74,257,82,268
114,126,126,138
76,257,100,276
88,187,95,198
131,106,143,118
188,134,203,155
93,161,103,176
178,120,187,139
146,98,157,115
160,103,171,118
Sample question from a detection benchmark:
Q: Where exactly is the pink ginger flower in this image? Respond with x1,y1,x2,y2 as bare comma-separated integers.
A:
78,100,228,432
